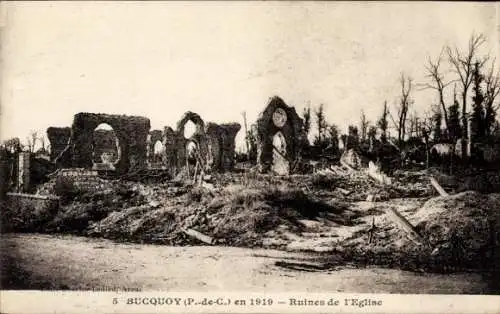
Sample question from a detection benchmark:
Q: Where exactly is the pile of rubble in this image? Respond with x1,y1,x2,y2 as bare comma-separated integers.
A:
338,191,500,271
86,182,342,247
306,164,434,202
14,153,500,273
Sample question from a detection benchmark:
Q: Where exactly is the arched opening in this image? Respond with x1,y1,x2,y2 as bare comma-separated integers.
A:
271,131,289,175
153,140,164,163
186,140,198,166
92,123,120,171
184,120,197,139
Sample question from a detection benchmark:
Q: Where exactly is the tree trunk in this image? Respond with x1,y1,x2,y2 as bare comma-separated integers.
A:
467,117,472,158
423,134,430,169
450,143,455,175
461,93,468,159
439,92,450,132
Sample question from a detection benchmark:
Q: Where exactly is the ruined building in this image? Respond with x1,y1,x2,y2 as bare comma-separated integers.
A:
93,129,120,166
147,129,166,168
47,113,150,175
46,111,240,176
256,96,306,175
171,111,241,175
163,126,178,173
46,127,72,168
205,122,241,171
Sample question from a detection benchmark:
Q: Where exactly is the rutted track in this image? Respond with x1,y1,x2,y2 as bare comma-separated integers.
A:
2,233,498,294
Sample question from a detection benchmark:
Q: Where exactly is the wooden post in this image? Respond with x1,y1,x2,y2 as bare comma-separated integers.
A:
368,217,375,244
429,176,449,196
383,207,427,246
340,159,356,172
182,228,213,245
193,161,199,183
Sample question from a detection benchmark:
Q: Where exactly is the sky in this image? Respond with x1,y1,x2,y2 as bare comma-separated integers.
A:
1,2,498,151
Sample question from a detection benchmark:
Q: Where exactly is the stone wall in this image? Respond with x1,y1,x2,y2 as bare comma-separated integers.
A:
58,168,109,192
167,112,241,174
256,96,306,174
42,112,240,177
163,127,178,175
47,127,72,167
219,123,241,170
148,129,165,167
93,129,120,164
205,122,241,171
174,111,209,171
71,113,150,174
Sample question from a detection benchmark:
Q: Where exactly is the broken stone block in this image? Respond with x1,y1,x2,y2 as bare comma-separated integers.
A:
340,149,364,170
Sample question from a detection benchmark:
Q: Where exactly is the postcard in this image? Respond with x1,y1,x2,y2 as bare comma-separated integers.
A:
1,2,499,313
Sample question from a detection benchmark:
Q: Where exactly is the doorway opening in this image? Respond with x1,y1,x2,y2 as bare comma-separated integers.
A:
92,123,120,171
271,131,289,175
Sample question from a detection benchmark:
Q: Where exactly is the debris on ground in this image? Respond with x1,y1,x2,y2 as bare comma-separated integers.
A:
338,191,500,272
5,163,500,273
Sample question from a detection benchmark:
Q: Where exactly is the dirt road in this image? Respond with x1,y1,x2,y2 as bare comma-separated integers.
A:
1,233,498,294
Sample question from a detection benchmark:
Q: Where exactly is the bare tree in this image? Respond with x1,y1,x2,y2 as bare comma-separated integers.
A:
29,130,39,152
302,104,312,139
447,33,487,155
314,103,327,145
2,137,22,154
408,111,420,138
396,73,413,145
431,103,443,142
326,123,340,154
367,125,377,152
359,110,369,143
419,51,454,132
485,59,500,109
419,114,434,169
39,135,46,151
484,59,500,136
377,101,389,143
25,138,33,153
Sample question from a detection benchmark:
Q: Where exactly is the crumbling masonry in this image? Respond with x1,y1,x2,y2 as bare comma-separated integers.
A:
205,122,241,171
256,96,306,174
172,111,241,174
47,113,150,175
47,127,72,168
147,129,165,167
71,113,150,174
46,111,240,176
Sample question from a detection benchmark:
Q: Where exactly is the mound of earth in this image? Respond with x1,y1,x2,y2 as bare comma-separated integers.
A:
86,183,359,247
341,191,500,272
415,191,500,270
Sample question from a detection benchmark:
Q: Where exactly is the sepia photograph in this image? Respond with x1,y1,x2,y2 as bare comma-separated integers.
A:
0,1,500,309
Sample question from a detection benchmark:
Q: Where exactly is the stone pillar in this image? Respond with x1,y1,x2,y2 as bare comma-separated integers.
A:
17,152,31,192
